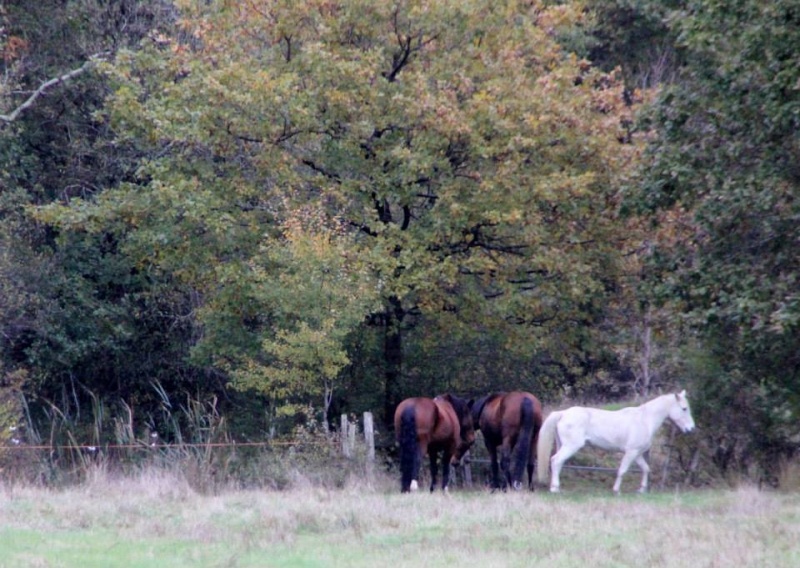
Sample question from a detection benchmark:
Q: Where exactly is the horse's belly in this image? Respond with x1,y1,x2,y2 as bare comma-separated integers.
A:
586,433,626,451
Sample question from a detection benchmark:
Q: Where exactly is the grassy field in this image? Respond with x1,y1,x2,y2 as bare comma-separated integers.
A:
1,468,798,568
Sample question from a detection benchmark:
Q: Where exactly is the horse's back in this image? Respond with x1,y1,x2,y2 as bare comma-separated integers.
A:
495,391,542,428
560,405,646,451
431,397,460,443
394,397,438,440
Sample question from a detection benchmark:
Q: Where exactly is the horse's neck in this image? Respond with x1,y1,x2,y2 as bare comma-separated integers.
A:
639,395,674,434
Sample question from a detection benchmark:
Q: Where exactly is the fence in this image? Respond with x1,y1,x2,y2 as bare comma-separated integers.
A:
3,411,693,490
339,411,375,462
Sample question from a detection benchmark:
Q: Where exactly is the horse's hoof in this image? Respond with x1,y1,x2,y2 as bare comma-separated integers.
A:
549,487,560,493
512,481,522,491
410,480,419,492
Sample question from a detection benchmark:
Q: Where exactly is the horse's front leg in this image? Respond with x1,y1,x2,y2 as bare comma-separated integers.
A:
613,450,639,494
440,451,452,492
635,454,651,493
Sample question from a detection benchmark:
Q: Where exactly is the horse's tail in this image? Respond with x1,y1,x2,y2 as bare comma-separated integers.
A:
399,405,418,493
512,397,535,485
536,410,563,484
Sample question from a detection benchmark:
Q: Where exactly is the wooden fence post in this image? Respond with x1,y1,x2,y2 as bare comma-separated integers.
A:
363,412,375,478
348,419,356,458
463,451,473,487
659,427,676,489
341,414,351,458
363,412,375,462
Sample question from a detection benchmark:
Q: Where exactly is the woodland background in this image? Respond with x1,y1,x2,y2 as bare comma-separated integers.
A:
0,0,798,486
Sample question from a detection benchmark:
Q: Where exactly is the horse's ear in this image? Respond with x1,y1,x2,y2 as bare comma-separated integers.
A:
679,389,687,397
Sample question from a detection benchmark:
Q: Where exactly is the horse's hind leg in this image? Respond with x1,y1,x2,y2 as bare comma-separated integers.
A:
635,454,651,493
525,436,537,490
412,441,427,492
487,446,501,491
500,443,512,490
527,453,536,491
549,442,582,493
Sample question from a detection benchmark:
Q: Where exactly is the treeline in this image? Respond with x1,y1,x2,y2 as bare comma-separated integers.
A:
1,1,798,484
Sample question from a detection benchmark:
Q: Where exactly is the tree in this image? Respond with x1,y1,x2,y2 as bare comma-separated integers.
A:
631,0,800,475
39,0,644,424
229,204,379,422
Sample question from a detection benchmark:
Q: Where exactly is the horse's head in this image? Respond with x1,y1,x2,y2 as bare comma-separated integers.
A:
669,390,696,433
442,394,476,462
471,395,490,430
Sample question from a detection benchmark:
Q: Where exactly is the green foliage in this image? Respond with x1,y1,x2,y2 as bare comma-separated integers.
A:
227,206,379,416
0,0,226,440
631,0,800,474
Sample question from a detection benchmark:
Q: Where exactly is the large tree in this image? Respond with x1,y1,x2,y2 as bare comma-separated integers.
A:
39,0,644,424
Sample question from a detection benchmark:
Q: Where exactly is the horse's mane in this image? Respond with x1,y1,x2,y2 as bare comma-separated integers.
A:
438,393,469,419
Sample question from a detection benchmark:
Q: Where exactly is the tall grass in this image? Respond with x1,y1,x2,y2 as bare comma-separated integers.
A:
2,384,374,497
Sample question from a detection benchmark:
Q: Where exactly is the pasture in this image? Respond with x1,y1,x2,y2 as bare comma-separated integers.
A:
1,469,798,567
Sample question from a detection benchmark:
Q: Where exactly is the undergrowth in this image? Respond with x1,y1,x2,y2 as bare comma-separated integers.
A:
1,385,377,493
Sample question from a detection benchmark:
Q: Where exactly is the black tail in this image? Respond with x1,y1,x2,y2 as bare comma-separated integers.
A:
399,405,418,492
512,398,535,487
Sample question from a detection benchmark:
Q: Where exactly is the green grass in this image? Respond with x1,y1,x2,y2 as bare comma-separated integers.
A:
2,469,799,567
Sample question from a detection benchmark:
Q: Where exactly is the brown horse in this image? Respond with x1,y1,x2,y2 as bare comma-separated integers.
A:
394,394,475,493
472,391,543,491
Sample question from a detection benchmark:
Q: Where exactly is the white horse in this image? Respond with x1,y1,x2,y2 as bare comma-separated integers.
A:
536,391,696,494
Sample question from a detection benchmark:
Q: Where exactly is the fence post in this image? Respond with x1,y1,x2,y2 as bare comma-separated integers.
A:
463,450,473,487
363,412,375,462
347,419,356,458
659,427,676,489
363,411,375,478
341,414,351,458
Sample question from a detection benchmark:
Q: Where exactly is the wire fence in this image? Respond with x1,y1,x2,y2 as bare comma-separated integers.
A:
2,440,309,451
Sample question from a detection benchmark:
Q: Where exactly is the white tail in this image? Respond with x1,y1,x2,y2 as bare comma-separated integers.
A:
536,410,563,484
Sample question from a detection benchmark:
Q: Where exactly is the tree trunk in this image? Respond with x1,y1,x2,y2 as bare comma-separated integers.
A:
638,306,653,398
382,296,405,426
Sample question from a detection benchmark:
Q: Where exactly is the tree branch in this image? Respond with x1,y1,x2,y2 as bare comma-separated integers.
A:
1,56,104,125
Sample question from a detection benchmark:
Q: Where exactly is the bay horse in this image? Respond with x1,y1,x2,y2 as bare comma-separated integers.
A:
394,394,475,493
472,391,543,491
536,390,696,494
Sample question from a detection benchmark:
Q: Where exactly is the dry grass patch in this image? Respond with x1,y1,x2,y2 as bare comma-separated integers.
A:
1,472,799,567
